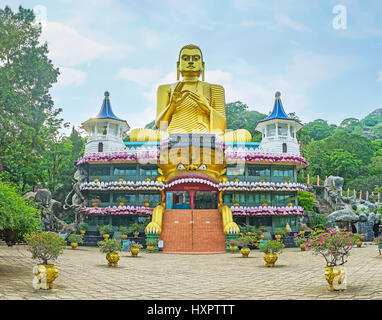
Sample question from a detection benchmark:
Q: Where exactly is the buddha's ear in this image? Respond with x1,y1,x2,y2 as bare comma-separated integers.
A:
176,61,180,81
202,61,205,81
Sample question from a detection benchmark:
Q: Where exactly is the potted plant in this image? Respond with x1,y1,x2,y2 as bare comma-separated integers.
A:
259,176,268,183
354,233,365,247
118,178,124,182
227,240,239,253
119,226,129,240
260,199,269,207
129,223,140,237
23,231,66,290
68,234,84,249
238,234,257,257
274,227,288,241
259,240,285,267
98,239,122,267
146,239,158,253
117,196,125,206
304,228,358,291
143,198,151,207
93,178,100,183
79,222,89,235
294,231,307,251
90,196,100,207
284,178,291,183
130,241,143,257
97,224,113,240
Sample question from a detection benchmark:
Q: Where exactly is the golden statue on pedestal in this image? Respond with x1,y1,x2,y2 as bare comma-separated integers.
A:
130,44,251,142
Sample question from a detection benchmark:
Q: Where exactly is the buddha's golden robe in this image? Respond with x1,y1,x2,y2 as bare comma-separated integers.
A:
155,81,226,135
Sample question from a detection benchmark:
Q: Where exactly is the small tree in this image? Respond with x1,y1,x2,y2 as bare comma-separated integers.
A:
68,234,84,244
24,232,66,265
297,191,315,212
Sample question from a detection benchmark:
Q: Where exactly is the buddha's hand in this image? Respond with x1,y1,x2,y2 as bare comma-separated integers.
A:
177,91,210,113
145,222,161,234
224,222,240,234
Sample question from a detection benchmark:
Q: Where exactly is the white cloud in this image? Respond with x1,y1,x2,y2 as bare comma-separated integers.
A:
116,67,161,87
55,67,87,88
274,13,311,33
378,71,382,82
40,21,111,67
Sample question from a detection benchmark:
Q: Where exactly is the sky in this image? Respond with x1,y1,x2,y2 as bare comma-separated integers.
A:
2,0,382,133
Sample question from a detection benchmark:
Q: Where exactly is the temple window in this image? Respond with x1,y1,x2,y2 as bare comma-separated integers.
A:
226,165,244,176
282,143,287,153
278,124,288,136
267,124,276,136
109,123,118,136
113,164,137,176
89,165,110,177
139,165,158,176
98,142,103,152
290,126,295,138
247,165,271,178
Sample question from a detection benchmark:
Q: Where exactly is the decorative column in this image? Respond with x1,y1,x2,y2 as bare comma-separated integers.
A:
189,190,195,209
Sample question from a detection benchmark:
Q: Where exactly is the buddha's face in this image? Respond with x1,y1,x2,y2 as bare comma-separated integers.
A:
179,48,203,76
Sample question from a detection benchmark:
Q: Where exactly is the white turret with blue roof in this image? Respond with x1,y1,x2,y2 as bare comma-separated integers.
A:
81,91,130,154
254,91,303,155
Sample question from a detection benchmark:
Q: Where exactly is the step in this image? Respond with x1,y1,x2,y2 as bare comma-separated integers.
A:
160,209,226,254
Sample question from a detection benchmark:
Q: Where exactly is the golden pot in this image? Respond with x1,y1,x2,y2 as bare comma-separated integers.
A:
275,235,282,241
147,245,155,253
103,234,110,240
131,247,140,257
80,230,86,235
264,253,278,267
36,264,59,289
134,231,140,238
356,241,362,248
229,245,238,253
240,247,250,257
118,202,124,206
71,242,78,249
325,266,345,291
143,202,150,207
259,235,264,241
300,244,306,251
121,234,128,240
106,252,120,267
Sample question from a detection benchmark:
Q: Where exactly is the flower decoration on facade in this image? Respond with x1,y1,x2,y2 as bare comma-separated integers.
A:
79,205,153,216
218,181,307,192
76,150,159,165
80,180,165,191
230,205,305,216
224,152,308,168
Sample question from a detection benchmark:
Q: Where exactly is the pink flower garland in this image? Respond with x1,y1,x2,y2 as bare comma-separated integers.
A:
76,152,159,165
79,205,153,216
225,152,308,168
230,205,305,216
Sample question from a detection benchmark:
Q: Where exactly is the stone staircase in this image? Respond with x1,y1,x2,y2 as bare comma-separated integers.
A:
159,209,226,254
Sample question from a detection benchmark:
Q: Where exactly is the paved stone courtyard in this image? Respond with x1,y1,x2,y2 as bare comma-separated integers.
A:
0,244,381,300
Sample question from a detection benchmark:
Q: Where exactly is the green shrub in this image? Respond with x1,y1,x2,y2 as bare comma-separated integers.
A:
68,234,84,244
146,239,158,247
79,223,89,231
297,191,315,212
24,231,67,264
309,213,328,229
96,224,113,235
97,239,122,253
118,226,129,234
259,240,285,254
274,227,288,236
130,241,143,249
0,181,41,245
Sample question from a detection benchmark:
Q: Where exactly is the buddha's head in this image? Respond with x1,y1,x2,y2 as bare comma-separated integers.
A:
177,44,205,80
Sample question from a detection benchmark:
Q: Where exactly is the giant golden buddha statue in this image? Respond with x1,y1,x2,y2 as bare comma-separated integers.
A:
130,44,251,142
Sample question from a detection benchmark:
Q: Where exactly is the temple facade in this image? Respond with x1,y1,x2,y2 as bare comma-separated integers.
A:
77,89,308,253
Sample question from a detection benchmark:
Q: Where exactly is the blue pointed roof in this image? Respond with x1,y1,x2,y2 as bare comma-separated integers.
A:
255,91,302,128
95,91,127,123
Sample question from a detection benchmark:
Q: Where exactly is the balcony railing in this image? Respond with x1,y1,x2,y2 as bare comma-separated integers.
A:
227,176,296,183
89,175,158,182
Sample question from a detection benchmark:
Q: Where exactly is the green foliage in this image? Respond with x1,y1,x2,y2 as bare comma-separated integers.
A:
130,241,143,249
303,119,337,141
96,224,113,235
24,231,67,264
305,228,358,266
293,231,308,246
297,192,315,212
0,181,41,245
259,240,285,254
274,227,288,236
309,213,328,229
97,239,122,253
118,226,129,234
68,234,84,244
146,239,158,247
79,223,89,231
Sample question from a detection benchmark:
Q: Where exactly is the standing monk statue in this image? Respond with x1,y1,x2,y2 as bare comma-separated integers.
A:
130,44,251,142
